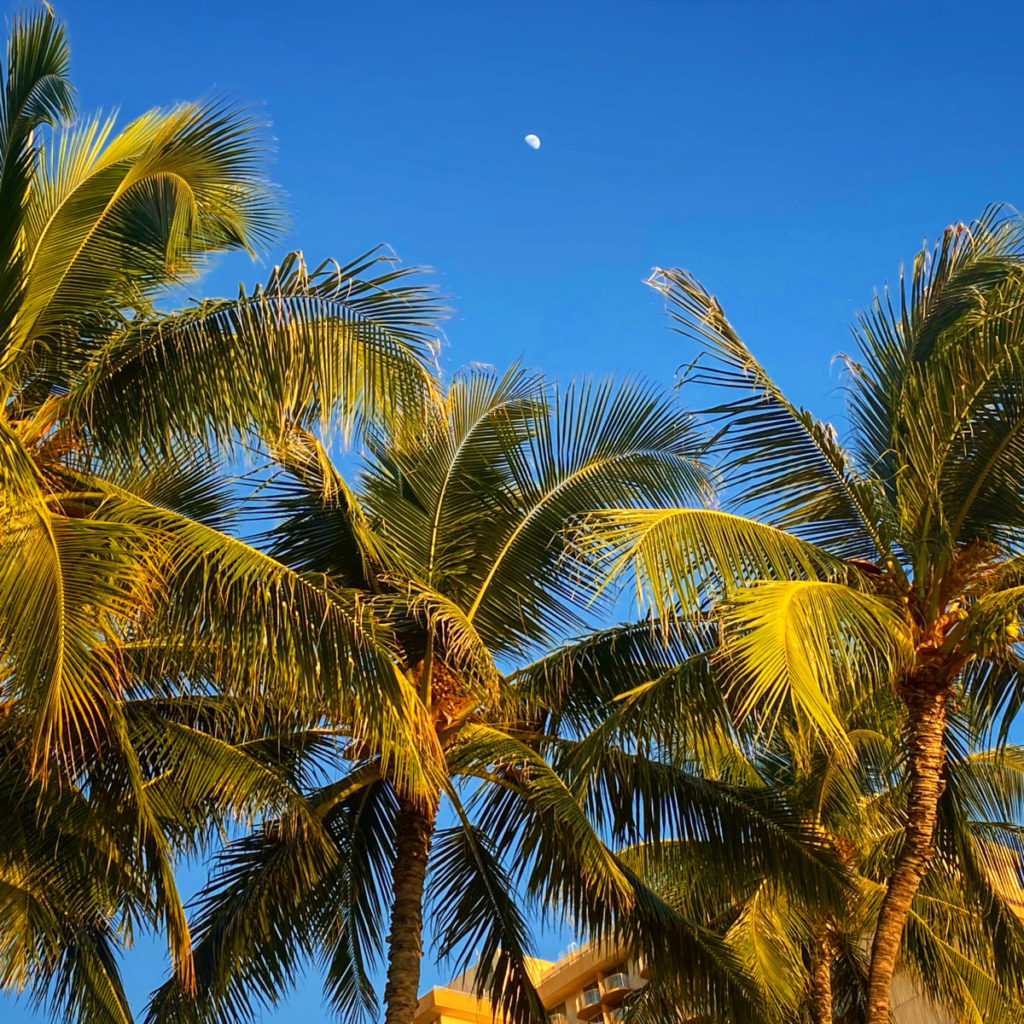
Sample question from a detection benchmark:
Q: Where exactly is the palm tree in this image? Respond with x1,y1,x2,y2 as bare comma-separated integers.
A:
0,655,325,1024
577,206,1024,1024
615,684,1024,1024
0,7,442,1018
145,366,846,1024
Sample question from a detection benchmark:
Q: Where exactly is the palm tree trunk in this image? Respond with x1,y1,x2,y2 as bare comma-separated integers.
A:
865,684,948,1024
383,797,436,1024
808,925,834,1024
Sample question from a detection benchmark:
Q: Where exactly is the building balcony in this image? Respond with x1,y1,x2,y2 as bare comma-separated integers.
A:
576,985,604,1019
604,1009,626,1024
600,971,631,1002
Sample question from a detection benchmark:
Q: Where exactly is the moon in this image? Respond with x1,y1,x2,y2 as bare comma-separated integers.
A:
524,134,541,150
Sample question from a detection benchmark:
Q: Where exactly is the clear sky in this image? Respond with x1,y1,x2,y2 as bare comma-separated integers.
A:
5,0,1024,1020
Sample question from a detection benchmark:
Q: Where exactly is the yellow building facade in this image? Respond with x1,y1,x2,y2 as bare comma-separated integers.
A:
414,946,643,1024
414,943,957,1024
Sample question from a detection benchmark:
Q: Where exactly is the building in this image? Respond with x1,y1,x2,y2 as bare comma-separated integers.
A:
414,946,644,1024
414,944,956,1024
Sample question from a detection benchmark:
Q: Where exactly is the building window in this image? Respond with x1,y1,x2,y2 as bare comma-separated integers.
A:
602,965,630,993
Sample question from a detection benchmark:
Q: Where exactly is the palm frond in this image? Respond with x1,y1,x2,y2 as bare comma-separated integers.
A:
146,818,337,1024
146,773,394,1024
429,809,546,1024
550,734,848,914
902,901,1024,1024
462,375,713,653
452,725,636,909
41,924,134,1024
0,6,74,376
716,581,912,748
263,425,389,589
320,780,397,1022
0,500,154,770
359,361,546,593
92,485,446,803
575,506,847,619
510,617,718,737
68,249,442,457
648,266,891,560
16,100,278,360
845,205,1024,499
722,881,806,1014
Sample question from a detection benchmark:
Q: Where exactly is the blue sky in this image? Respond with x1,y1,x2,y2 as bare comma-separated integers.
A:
5,0,1024,1020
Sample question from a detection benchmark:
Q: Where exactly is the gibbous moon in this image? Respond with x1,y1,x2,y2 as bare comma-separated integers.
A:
524,134,541,150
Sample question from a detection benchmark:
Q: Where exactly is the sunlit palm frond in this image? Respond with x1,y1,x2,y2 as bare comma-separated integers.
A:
120,703,308,842
722,881,807,1015
901,900,1024,1024
898,281,1024,549
15,100,278,359
717,580,912,749
648,266,890,560
577,505,849,622
0,414,47,501
81,482,447,806
0,7,74,376
359,361,546,592
845,204,1024,497
0,497,155,770
67,249,442,458
359,368,711,656
460,374,712,652
376,584,502,708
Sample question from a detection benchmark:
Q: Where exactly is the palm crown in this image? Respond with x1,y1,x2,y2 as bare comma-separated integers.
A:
0,9,442,1021
579,205,1024,1024
622,693,1024,1024
145,366,845,1024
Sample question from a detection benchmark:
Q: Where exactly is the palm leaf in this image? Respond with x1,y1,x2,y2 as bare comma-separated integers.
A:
0,500,154,769
649,266,890,560
845,205,1024,502
716,580,912,748
461,375,713,653
17,100,278,356
0,7,74,376
67,249,442,457
575,506,846,618
429,806,546,1024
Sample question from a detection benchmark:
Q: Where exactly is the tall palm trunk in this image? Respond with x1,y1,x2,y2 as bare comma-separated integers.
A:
808,924,834,1024
865,683,948,1024
383,797,436,1024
